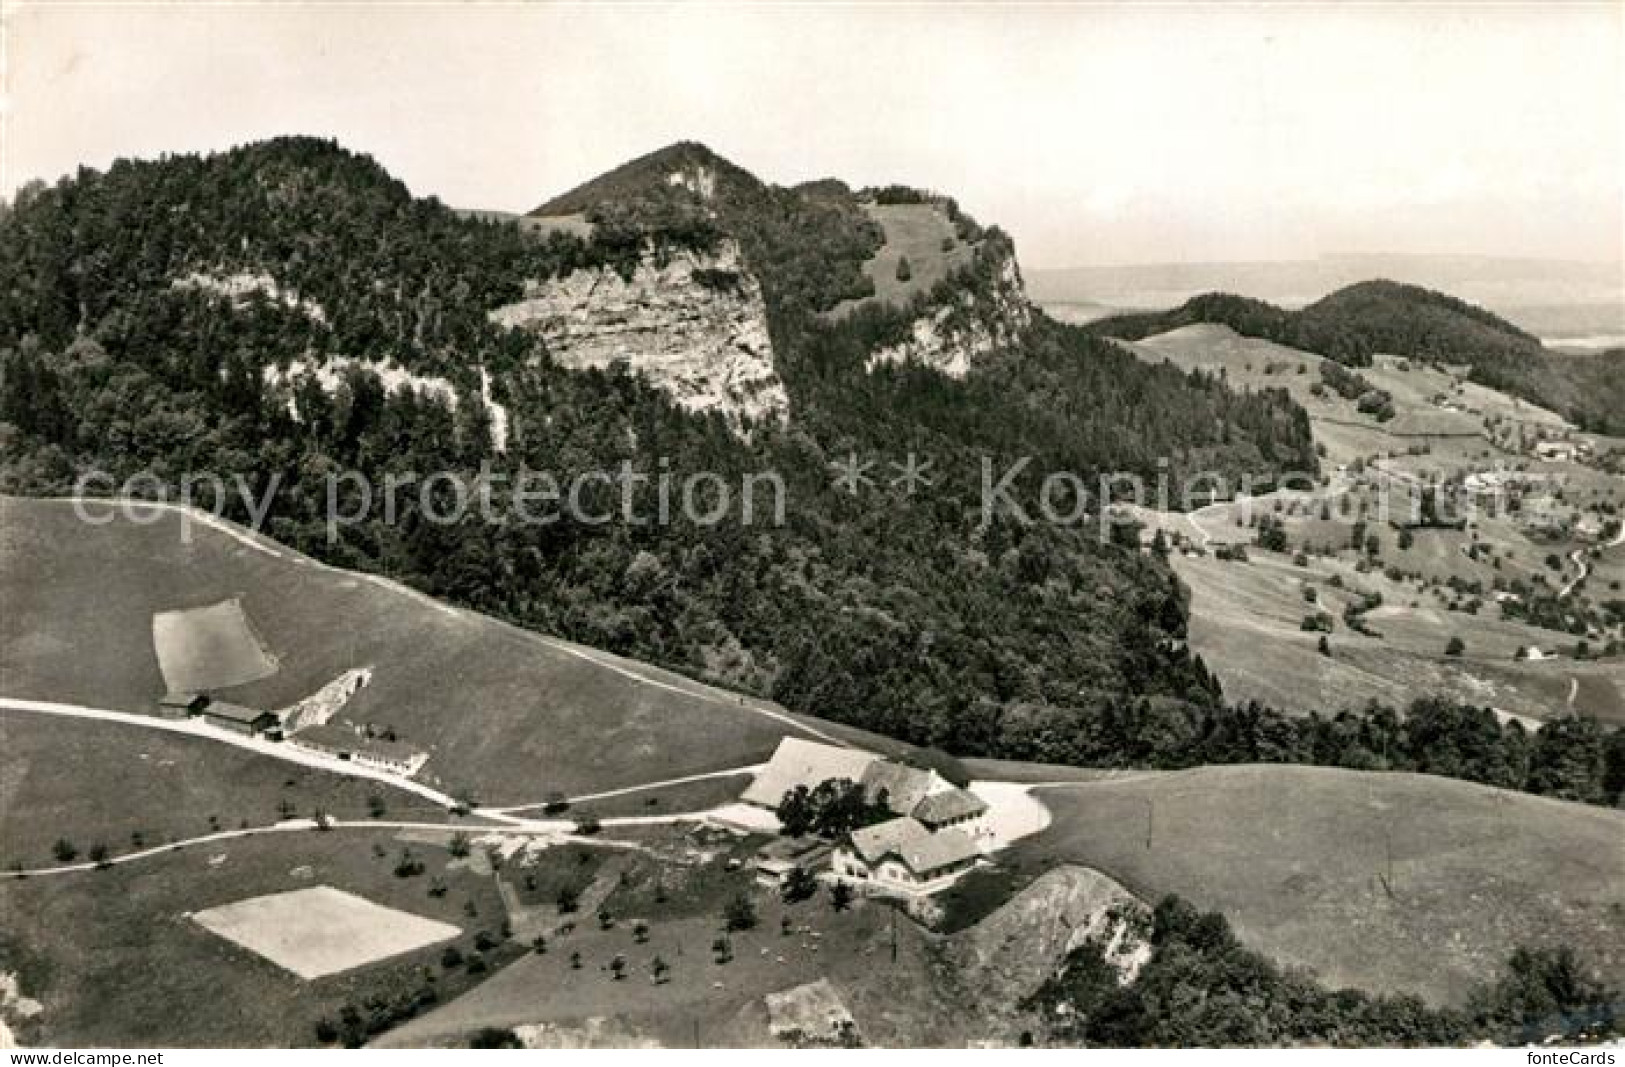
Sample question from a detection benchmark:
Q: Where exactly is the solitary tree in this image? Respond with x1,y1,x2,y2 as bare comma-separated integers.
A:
52,838,76,863
569,950,583,970
632,920,650,943
723,894,757,932
609,954,627,981
830,881,854,912
651,956,670,984
531,934,547,955
895,256,913,282
782,866,818,904
1446,636,1466,657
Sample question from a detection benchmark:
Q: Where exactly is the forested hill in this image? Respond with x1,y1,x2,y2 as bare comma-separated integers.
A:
0,136,1313,762
1090,279,1625,433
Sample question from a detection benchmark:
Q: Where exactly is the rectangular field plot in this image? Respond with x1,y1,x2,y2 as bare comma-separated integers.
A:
151,596,278,692
192,885,459,979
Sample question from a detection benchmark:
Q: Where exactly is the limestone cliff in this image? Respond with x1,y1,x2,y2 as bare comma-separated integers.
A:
490,239,786,433
865,246,1033,379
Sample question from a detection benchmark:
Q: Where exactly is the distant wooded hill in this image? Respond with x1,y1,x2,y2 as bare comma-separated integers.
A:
1090,280,1625,434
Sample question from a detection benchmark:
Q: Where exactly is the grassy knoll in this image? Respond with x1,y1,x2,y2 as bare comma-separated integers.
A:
0,710,446,868
0,497,833,802
1006,765,1625,1006
0,829,512,1046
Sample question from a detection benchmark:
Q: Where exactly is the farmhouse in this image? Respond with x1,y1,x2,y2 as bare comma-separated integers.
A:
200,701,278,737
832,817,980,895
288,723,427,775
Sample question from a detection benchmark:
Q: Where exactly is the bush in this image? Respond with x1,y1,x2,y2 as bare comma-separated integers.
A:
723,894,757,932
1446,636,1466,657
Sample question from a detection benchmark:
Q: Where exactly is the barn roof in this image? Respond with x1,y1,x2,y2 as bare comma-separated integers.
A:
859,760,937,814
740,738,879,807
204,701,272,724
911,788,987,826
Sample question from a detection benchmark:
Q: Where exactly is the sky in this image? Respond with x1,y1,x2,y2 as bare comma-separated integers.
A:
3,1,1621,268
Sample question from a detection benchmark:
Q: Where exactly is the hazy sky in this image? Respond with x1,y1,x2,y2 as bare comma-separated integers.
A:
5,2,1621,268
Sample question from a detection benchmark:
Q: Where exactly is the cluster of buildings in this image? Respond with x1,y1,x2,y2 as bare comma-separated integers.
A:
157,691,279,736
740,738,995,897
154,690,426,777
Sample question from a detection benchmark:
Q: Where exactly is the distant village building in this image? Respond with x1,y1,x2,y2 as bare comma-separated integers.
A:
1535,441,1577,462
833,817,981,894
201,701,279,737
287,723,427,775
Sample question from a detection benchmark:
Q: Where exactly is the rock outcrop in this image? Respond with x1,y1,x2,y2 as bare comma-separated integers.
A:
865,248,1032,379
951,865,1151,1003
491,239,786,433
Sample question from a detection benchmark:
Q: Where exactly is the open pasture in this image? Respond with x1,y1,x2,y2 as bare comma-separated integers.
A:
0,496,841,803
151,597,279,693
192,885,459,979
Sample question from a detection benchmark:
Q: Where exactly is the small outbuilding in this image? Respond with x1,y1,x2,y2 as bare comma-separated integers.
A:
156,690,209,719
752,836,833,887
201,701,279,737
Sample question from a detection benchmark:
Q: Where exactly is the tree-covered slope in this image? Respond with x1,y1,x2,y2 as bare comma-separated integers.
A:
0,136,1315,761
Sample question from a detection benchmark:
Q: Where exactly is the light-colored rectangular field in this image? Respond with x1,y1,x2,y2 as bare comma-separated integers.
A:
192,885,459,979
151,596,278,692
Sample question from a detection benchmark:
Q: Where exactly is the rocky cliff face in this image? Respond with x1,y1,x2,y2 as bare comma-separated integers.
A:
865,247,1033,378
490,239,787,433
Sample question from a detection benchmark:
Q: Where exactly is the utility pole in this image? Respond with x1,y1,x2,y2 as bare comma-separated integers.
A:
890,904,897,964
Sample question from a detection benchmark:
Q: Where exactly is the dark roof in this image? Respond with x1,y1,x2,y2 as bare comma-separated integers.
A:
912,788,988,825
203,701,272,724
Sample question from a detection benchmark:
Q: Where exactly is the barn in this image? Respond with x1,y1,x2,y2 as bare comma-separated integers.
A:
201,701,278,737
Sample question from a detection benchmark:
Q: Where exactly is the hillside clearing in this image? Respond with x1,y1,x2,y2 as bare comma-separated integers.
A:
0,497,845,802
1008,765,1625,1005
